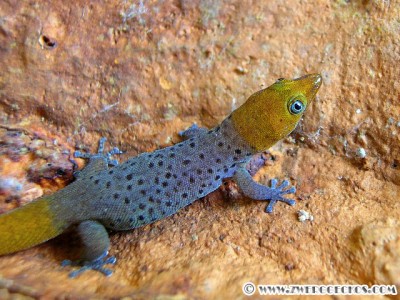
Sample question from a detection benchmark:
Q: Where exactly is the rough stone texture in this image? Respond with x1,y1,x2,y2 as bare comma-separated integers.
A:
0,0,399,299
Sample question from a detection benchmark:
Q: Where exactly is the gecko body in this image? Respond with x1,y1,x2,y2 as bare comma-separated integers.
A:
0,74,322,277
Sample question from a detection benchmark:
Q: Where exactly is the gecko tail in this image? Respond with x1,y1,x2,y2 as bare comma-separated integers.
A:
0,195,68,255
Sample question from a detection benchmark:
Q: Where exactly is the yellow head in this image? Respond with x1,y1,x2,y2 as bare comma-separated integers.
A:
231,74,322,151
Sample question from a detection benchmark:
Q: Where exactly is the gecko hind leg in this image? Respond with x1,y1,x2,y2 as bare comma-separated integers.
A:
62,251,117,278
179,124,208,140
61,220,117,278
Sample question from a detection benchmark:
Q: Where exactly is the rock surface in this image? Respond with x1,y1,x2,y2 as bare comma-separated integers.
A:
0,0,399,298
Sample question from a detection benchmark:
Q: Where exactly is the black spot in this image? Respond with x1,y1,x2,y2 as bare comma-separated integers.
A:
227,145,231,150
183,159,191,165
196,169,202,175
189,177,195,183
207,130,213,134
106,181,111,188
109,170,114,175
215,126,220,132
132,208,136,213
156,199,162,204
173,187,179,192
155,153,163,158
199,153,205,159
178,143,183,147
207,168,213,174
246,152,252,156
154,177,160,184
165,172,172,179
94,179,100,184
230,163,236,168
177,181,182,186
166,201,172,207
148,196,154,202
233,157,238,161
218,142,223,147
216,158,221,163
162,210,166,215
130,162,136,166
201,183,206,188
148,208,154,214
139,203,146,210
169,153,175,158
162,181,168,187
182,193,188,198
129,217,134,223
167,165,173,170
156,189,161,194
113,193,120,199
199,189,204,194
125,197,130,204
182,172,188,177
127,185,132,191
173,174,178,179
89,176,93,180
138,179,144,185
235,149,242,154
165,192,172,197
158,160,164,166
138,215,144,221
189,142,195,148
149,162,154,168
224,168,229,173
215,175,220,180
126,174,133,180
140,190,146,195
116,218,122,223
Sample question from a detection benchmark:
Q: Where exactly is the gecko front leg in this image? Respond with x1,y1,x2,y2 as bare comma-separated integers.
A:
233,164,296,213
178,124,208,140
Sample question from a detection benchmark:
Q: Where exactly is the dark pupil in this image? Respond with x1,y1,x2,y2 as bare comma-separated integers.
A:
291,101,303,114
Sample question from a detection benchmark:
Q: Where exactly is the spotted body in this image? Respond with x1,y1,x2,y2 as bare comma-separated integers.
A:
0,74,322,277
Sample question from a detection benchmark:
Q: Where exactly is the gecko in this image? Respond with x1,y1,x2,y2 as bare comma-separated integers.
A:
0,74,322,277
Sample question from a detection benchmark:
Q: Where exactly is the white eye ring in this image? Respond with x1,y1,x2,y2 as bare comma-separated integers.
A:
289,100,305,114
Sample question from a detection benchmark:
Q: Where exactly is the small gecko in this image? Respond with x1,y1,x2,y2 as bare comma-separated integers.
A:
0,74,322,277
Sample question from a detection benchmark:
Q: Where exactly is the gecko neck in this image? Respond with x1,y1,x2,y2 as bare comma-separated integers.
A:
205,115,257,164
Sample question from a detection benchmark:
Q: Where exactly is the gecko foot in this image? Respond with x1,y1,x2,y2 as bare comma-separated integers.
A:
61,251,117,278
265,179,296,213
74,137,123,166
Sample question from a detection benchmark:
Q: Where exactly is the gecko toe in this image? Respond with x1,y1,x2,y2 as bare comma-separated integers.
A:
278,180,289,189
270,179,278,188
265,200,278,213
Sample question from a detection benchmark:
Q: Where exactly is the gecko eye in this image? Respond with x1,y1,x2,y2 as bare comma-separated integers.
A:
289,100,305,114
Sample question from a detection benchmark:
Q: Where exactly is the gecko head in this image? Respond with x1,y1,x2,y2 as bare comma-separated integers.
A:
231,74,322,151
